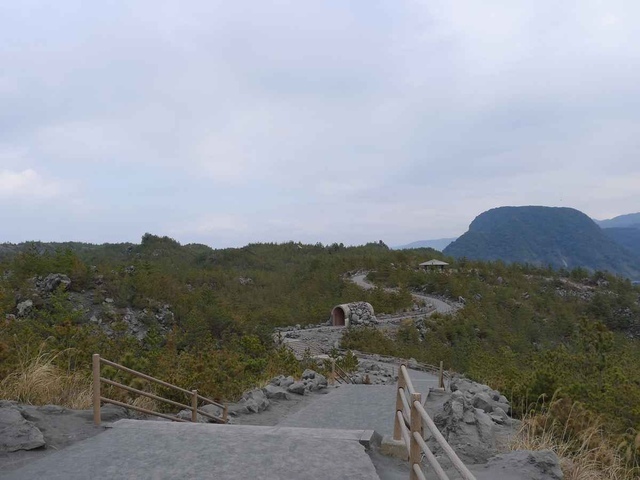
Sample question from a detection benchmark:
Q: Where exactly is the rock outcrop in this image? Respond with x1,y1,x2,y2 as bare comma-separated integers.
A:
431,376,517,464
0,405,45,452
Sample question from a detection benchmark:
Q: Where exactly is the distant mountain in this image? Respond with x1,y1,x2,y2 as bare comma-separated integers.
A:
394,238,457,251
602,228,640,258
596,212,640,229
444,206,640,279
593,212,640,258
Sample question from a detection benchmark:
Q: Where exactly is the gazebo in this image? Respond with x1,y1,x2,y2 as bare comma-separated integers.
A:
419,259,449,271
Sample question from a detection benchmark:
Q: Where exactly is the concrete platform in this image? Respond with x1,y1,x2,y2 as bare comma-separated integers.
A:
2,420,379,480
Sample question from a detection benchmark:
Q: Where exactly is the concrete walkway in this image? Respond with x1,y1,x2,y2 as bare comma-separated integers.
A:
2,420,379,480
278,369,440,436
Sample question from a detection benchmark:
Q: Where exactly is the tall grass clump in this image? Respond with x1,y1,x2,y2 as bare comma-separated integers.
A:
0,342,92,409
510,393,638,480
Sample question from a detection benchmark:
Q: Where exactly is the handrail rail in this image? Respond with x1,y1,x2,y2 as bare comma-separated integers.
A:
400,365,416,395
393,363,477,480
328,358,354,385
334,363,354,384
92,353,228,426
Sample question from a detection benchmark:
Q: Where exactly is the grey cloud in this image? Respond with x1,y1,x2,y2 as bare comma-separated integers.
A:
0,0,639,246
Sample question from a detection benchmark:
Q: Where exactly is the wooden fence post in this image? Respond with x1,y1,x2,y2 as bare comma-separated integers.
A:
330,358,336,385
439,361,444,389
409,392,423,480
92,353,101,426
393,364,407,441
191,390,198,422
222,404,228,423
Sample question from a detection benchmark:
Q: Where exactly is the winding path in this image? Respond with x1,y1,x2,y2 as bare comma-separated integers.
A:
350,273,457,315
278,272,460,360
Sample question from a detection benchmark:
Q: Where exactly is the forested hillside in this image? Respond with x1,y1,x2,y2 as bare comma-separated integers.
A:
0,235,418,400
444,206,640,279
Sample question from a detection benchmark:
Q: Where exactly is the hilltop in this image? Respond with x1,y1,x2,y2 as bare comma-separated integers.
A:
443,206,640,279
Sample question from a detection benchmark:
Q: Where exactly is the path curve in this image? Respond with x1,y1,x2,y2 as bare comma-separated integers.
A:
350,273,457,315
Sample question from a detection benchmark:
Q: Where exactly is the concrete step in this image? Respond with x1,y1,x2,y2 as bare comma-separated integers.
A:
3,419,381,480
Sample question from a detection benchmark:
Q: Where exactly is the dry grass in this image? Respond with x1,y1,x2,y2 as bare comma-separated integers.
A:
510,396,637,480
0,343,92,409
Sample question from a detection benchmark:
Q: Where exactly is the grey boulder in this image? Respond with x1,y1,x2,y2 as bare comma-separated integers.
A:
42,273,71,293
269,375,285,386
16,299,33,317
472,392,495,413
263,384,291,400
280,376,295,388
287,382,307,395
199,404,224,420
176,409,207,423
301,369,316,380
0,406,46,452
241,389,270,413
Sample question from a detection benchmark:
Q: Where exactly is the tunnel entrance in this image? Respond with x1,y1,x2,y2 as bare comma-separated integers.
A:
331,306,346,326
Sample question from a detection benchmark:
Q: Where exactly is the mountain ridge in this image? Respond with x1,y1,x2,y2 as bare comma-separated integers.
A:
443,206,640,279
596,212,640,229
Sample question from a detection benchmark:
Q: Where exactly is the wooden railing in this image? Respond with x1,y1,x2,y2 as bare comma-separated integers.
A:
331,360,354,384
92,353,228,426
347,350,451,390
394,365,476,480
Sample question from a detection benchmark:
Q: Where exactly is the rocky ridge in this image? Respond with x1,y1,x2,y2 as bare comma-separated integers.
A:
8,273,174,341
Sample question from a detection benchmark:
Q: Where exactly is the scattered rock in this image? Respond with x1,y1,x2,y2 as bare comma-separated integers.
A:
16,299,33,317
40,274,71,293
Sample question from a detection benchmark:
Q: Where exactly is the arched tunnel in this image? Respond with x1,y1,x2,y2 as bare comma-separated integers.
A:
330,302,375,327
331,305,347,326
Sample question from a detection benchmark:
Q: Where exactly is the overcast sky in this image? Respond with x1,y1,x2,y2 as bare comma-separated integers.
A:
1,1,638,248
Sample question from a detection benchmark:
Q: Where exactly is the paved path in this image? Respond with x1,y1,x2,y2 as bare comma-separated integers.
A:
350,273,457,314
2,420,379,480
278,369,441,436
